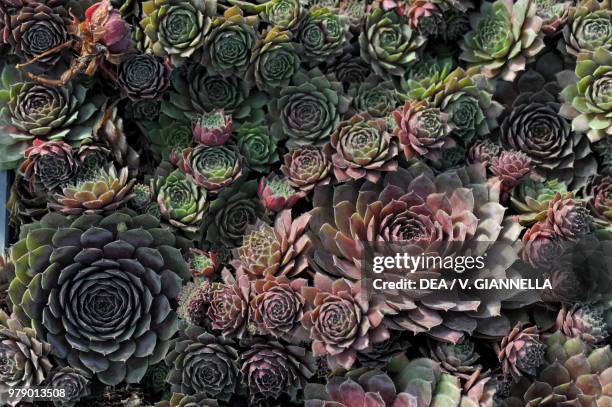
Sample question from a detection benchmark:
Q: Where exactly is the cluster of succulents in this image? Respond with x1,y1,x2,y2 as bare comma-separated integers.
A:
0,0,611,406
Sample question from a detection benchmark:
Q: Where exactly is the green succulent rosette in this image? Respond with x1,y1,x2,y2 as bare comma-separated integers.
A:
155,169,208,236
140,0,216,65
0,66,107,169
460,0,546,81
296,6,349,66
228,0,304,30
562,0,612,58
401,66,503,147
200,177,265,247
358,8,426,85
268,68,350,148
235,123,279,173
560,48,612,143
202,6,259,77
8,211,190,385
163,64,267,123
247,27,302,94
142,114,195,161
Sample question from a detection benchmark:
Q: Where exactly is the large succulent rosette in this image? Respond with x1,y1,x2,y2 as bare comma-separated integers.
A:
8,0,71,71
178,144,242,194
165,324,241,401
269,68,349,148
559,48,612,143
0,66,107,169
115,52,171,100
309,160,521,343
140,0,216,65
19,139,78,191
499,69,597,188
460,0,545,81
8,211,190,385
281,145,332,193
359,7,426,84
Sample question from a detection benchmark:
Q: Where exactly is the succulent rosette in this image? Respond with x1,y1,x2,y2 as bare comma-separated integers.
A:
202,6,258,77
500,70,597,188
545,192,593,239
155,394,219,407
468,138,501,167
583,174,612,228
459,0,545,81
187,248,219,278
393,100,455,160
331,52,372,91
235,123,279,173
296,6,348,66
407,0,445,37
330,113,399,183
422,339,481,381
251,274,307,339
359,7,426,83
281,145,332,193
8,0,71,70
559,48,612,143
201,177,265,247
49,165,136,215
164,64,267,122
258,174,304,211
116,52,171,100
562,0,612,58
207,269,251,338
240,340,315,402
155,169,208,235
555,303,610,344
0,0,21,51
192,110,232,146
269,68,349,148
511,178,570,226
0,310,53,406
309,160,518,343
349,75,397,118
19,139,78,191
144,114,194,161
166,323,241,401
178,144,242,194
47,367,91,407
490,150,532,198
140,0,216,65
236,209,311,279
8,211,190,385
301,272,390,369
497,323,545,382
247,27,302,94
0,66,107,169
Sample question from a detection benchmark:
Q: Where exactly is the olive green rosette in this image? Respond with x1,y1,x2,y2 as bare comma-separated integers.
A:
202,6,258,77
235,123,279,173
559,48,612,143
140,0,216,65
142,114,195,161
511,178,571,226
401,66,503,147
155,169,208,236
359,8,426,85
163,64,267,123
0,66,107,169
200,177,265,248
296,6,349,66
8,211,190,385
268,68,350,148
247,27,302,94
562,0,612,58
349,75,398,118
460,0,545,81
